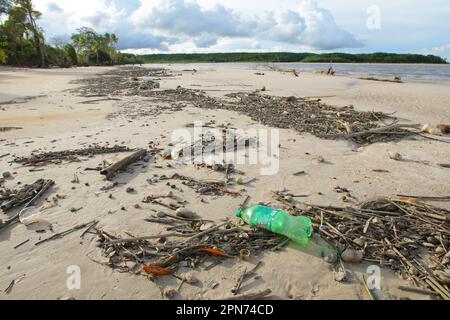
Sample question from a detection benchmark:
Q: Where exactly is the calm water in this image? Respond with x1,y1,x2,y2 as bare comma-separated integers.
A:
150,62,450,84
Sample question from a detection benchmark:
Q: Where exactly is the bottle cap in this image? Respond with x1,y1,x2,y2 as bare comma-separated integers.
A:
235,210,243,218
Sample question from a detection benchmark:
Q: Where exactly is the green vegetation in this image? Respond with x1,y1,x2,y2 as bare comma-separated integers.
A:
140,52,447,64
0,0,143,67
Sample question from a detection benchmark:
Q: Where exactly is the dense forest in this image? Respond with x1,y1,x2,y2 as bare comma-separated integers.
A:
140,52,447,64
0,0,143,67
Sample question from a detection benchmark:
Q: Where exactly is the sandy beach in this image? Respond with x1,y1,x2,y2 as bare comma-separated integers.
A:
0,65,449,300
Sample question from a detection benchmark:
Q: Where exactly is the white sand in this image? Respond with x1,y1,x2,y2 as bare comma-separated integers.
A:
0,65,449,300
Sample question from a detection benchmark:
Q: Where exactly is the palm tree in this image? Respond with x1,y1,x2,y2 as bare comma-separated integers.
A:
16,0,46,67
71,33,86,63
92,36,101,65
110,34,118,64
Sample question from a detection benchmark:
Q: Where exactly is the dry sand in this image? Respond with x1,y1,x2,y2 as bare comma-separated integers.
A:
0,65,449,300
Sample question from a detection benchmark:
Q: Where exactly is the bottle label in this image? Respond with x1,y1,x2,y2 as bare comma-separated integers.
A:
257,210,279,231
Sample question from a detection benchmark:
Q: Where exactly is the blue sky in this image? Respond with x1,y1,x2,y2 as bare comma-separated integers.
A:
32,0,450,59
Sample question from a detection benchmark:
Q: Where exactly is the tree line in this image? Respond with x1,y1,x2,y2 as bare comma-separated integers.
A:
140,52,447,64
0,0,143,67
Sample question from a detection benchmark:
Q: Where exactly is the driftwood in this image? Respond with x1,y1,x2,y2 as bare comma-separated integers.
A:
100,149,148,179
0,179,54,212
78,98,121,104
0,127,22,132
360,77,403,83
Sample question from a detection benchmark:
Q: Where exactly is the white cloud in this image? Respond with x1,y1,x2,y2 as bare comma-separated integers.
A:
34,0,363,52
128,0,362,51
422,44,450,61
47,2,63,12
130,0,252,38
297,0,363,49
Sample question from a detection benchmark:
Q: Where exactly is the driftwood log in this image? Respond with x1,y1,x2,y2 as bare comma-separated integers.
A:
100,149,147,179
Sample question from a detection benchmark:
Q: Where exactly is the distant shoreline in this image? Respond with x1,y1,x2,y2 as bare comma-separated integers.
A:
143,61,450,66
136,52,448,65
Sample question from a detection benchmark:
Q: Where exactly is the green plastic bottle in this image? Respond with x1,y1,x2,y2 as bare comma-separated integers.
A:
236,205,313,245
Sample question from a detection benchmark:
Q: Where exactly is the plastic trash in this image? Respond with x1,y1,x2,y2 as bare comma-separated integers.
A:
236,205,313,245
19,207,42,226
159,149,173,160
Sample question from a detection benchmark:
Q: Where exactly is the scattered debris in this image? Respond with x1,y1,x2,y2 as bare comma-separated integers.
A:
71,67,171,97
92,220,285,283
171,173,241,197
0,179,54,212
73,67,416,145
35,220,98,246
273,195,450,300
14,145,132,166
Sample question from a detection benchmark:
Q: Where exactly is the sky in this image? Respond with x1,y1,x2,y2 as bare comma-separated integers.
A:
31,0,450,59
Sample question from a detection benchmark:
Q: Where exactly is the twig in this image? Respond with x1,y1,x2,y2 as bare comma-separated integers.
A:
397,195,450,202
361,276,375,300
3,274,25,295
35,221,97,246
107,232,197,245
80,221,99,238
222,289,273,300
183,222,228,243
14,239,30,249
231,268,247,295
324,123,419,139
398,285,439,296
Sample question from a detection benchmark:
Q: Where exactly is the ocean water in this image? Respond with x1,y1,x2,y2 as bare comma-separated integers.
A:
149,62,450,85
